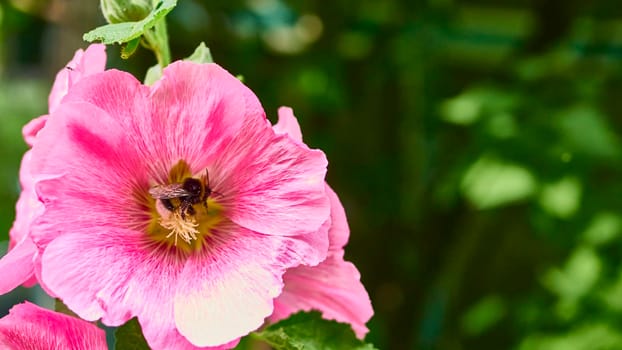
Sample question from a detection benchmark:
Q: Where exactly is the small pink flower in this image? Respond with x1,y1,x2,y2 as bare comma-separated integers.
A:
27,61,330,349
0,44,106,295
0,302,107,350
271,107,373,338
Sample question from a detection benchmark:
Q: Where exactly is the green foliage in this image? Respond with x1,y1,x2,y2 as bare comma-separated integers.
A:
556,105,620,159
519,323,622,350
538,176,582,219
582,213,621,246
185,42,213,64
143,64,161,85
115,317,150,350
460,155,537,209
253,311,377,350
440,87,517,126
100,0,152,24
543,247,601,302
83,0,177,45
461,295,506,336
121,37,141,59
143,42,213,84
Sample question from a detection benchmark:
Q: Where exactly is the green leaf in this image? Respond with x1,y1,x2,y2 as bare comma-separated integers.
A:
461,295,506,336
543,246,601,301
253,311,377,350
538,176,582,219
115,317,150,350
121,37,141,59
461,154,537,209
185,42,213,64
556,104,621,159
583,212,622,246
84,0,177,44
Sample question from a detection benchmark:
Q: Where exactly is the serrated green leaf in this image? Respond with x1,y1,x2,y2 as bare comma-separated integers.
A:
115,317,150,350
185,42,213,64
84,0,177,44
253,311,377,350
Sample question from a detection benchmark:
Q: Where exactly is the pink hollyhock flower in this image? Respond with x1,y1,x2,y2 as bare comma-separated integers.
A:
270,107,373,338
0,302,107,350
0,44,106,295
26,61,330,349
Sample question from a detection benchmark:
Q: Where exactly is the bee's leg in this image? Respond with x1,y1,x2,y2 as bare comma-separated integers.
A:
161,199,175,212
179,202,195,220
186,205,196,216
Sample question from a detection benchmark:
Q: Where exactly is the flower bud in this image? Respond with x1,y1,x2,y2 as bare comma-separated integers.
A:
100,0,153,24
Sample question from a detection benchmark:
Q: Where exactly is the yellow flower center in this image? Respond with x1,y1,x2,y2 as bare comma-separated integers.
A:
144,160,223,253
158,209,199,245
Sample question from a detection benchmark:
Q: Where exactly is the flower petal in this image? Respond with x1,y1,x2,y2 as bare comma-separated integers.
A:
41,228,242,350
10,151,43,247
272,255,373,338
41,229,175,345
41,229,140,324
213,121,329,238
22,115,49,147
61,62,253,178
30,99,150,247
174,224,321,347
48,44,106,113
273,106,303,143
0,302,107,350
220,104,329,238
325,185,350,252
7,150,50,290
271,185,373,338
145,62,256,173
0,238,36,295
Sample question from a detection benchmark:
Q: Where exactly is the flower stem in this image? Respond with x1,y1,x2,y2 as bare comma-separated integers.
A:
144,18,171,68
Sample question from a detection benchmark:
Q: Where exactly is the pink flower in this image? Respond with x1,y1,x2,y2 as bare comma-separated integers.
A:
0,302,107,350
26,61,330,349
0,44,106,295
271,107,373,338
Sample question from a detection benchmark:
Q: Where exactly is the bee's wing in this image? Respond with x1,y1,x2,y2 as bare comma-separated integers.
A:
148,184,190,199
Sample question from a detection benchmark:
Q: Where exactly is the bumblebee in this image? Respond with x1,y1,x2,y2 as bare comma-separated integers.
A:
149,170,212,219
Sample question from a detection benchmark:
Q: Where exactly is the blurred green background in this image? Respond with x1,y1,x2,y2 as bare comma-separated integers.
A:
2,0,622,349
